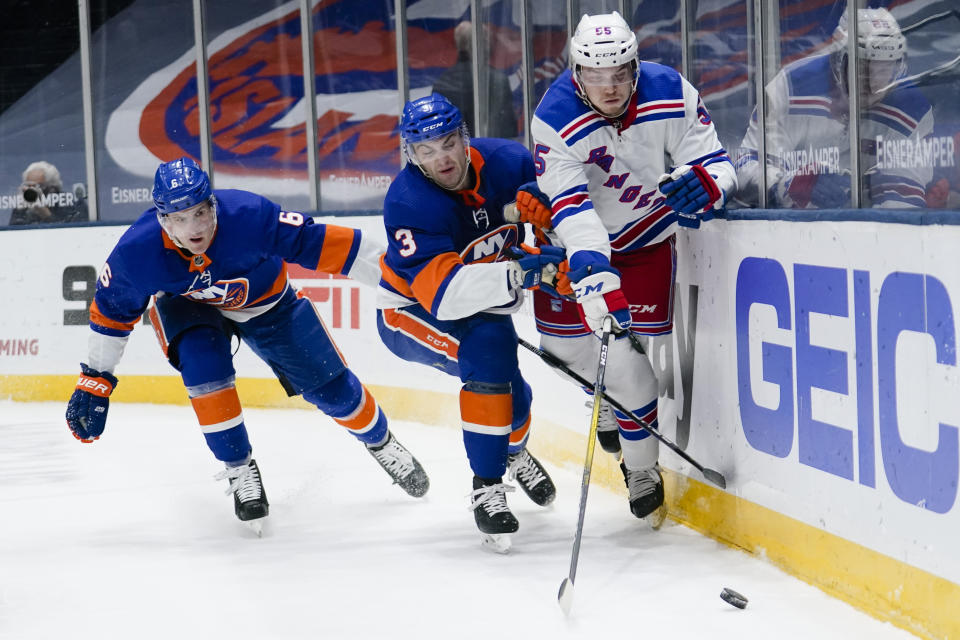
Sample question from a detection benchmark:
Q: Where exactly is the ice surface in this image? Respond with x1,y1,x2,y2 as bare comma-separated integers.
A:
2,401,915,639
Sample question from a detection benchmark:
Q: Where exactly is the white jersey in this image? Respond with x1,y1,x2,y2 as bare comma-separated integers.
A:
530,64,736,264
737,53,934,208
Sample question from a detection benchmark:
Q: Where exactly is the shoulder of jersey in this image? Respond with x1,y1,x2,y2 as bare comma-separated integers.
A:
634,61,685,103
472,137,531,176
533,69,591,133
782,54,833,97
383,166,453,225
872,82,932,130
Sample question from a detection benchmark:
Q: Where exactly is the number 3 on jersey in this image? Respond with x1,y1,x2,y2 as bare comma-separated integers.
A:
395,229,417,257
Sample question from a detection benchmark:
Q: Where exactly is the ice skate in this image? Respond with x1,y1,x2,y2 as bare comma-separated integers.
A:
621,462,666,529
469,476,518,553
587,399,622,455
507,449,556,506
367,432,430,497
215,458,269,536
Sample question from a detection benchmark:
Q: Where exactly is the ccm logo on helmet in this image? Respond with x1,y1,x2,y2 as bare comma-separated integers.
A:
422,122,444,132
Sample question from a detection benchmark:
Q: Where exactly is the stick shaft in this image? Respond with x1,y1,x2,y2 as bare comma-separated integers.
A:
518,336,726,489
565,317,613,589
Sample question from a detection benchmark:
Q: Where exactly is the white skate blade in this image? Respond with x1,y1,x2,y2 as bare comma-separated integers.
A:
558,578,574,615
645,504,667,530
244,518,266,537
479,532,512,554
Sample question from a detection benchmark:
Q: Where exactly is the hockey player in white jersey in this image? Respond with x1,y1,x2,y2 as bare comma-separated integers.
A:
515,11,736,523
737,7,933,208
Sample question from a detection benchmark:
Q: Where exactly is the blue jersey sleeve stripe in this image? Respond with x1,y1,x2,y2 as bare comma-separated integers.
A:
429,263,462,316
550,183,589,205
339,232,362,276
552,200,593,226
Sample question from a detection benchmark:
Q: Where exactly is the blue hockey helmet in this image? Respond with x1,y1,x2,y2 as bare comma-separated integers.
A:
153,157,212,215
400,93,464,145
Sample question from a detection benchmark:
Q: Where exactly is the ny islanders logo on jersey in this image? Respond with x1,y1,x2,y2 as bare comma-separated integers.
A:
185,278,249,309
461,225,520,264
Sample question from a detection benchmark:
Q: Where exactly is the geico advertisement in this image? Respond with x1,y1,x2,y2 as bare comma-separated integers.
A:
681,219,960,585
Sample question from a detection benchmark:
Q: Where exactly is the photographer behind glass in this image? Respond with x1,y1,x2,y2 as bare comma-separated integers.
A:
9,161,88,225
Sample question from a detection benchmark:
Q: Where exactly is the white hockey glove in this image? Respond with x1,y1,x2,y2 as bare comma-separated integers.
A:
567,263,631,333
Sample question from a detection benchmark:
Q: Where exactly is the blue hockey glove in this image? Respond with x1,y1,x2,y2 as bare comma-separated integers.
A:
772,170,851,209
566,262,631,333
65,363,118,443
505,244,567,295
659,164,724,228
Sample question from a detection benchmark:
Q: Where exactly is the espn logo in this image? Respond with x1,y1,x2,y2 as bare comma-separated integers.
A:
76,375,113,397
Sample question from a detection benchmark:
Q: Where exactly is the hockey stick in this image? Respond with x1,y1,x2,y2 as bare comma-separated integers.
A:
558,315,613,615
518,336,727,490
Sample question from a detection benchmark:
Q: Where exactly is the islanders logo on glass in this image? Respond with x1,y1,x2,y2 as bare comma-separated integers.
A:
105,1,465,209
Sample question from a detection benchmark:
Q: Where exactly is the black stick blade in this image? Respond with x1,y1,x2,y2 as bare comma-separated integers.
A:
702,468,727,489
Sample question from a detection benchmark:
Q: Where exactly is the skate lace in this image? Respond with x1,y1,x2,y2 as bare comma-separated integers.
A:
625,466,659,501
468,483,516,515
508,451,546,489
369,437,415,479
215,463,263,501
586,399,619,432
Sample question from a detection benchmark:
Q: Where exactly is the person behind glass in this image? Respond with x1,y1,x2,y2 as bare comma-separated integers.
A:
432,20,518,139
736,8,933,209
376,93,562,552
517,11,737,526
9,161,87,225
64,157,429,534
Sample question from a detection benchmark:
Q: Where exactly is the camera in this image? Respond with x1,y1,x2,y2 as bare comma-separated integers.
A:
23,184,44,205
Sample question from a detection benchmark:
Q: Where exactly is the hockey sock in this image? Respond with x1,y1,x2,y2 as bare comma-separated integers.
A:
190,386,251,463
460,381,512,479
304,371,387,445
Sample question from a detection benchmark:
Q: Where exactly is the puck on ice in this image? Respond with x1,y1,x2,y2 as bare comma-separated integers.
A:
720,587,748,609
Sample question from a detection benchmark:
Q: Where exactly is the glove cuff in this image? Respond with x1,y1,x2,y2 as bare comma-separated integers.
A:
77,363,117,397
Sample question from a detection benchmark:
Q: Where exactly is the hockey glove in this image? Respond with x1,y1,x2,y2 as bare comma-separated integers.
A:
515,182,554,230
65,363,118,443
775,170,850,209
567,263,631,333
659,164,723,228
506,244,567,296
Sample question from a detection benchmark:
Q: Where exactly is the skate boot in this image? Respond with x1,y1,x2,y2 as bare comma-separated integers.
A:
367,432,430,497
507,449,556,506
588,399,622,455
469,476,518,553
216,458,269,535
621,462,667,529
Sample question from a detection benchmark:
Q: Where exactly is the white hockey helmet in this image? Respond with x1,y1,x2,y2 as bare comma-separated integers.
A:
832,8,907,100
570,12,639,117
570,11,638,69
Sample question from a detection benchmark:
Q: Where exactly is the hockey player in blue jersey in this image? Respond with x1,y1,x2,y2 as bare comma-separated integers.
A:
515,11,737,525
376,94,564,552
65,157,429,532
737,8,933,208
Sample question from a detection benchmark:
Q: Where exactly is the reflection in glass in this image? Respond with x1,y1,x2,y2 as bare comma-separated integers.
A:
475,2,523,141
626,0,681,71
0,2,87,226
737,2,936,210
530,5,568,108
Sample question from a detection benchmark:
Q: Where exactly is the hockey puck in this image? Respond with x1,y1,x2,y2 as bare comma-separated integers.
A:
720,587,748,609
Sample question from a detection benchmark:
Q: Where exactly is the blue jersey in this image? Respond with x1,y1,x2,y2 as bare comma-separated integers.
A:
378,138,536,320
91,189,379,337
